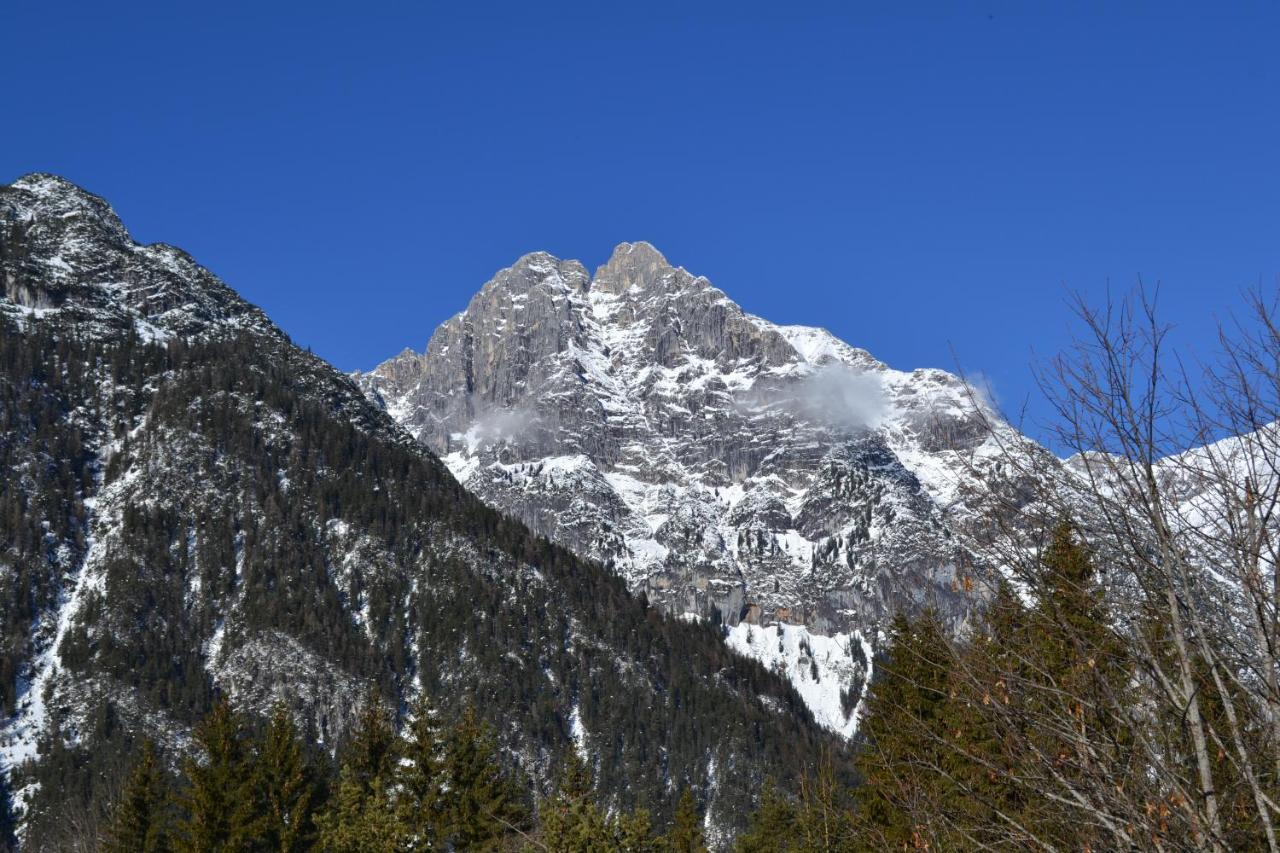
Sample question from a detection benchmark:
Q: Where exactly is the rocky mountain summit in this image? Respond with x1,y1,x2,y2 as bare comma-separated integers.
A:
0,177,841,846
357,241,1051,735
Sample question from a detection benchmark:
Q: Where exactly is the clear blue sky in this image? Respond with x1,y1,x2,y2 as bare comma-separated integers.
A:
7,2,1278,440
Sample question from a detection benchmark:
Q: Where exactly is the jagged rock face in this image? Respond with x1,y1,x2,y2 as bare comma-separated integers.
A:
358,241,1048,731
0,178,842,847
0,174,274,339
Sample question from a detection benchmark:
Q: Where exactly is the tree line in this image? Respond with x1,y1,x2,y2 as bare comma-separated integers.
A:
102,693,708,853
97,517,1224,851
103,509,1267,852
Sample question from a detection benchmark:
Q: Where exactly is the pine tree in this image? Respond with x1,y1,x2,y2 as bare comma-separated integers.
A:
316,691,401,853
438,705,530,849
737,759,859,853
949,580,1033,847
1032,523,1119,696
845,531,1136,850
395,692,446,850
315,765,401,853
253,704,318,853
615,807,660,853
539,752,600,850
345,690,398,789
0,768,13,852
853,610,962,849
665,788,707,852
789,758,858,852
539,752,658,852
736,780,797,852
104,740,172,853
1016,521,1130,846
176,698,262,853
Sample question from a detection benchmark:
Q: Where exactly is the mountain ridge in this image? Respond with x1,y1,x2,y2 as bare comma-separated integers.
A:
356,239,1054,735
0,174,842,847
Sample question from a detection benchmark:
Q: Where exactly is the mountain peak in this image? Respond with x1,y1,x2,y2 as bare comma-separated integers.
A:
510,249,563,269
2,173,274,341
11,171,84,196
357,235,1049,738
607,240,668,264
593,241,674,294
6,172,131,244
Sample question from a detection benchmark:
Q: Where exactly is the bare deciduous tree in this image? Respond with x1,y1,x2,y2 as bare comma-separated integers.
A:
861,287,1280,851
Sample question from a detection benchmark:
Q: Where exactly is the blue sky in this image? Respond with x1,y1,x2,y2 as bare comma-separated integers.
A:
7,2,1278,440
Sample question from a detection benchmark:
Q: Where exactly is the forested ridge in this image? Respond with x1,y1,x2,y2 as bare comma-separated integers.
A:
0,315,842,850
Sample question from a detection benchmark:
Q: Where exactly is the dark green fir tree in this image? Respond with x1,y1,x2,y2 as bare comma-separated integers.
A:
853,610,962,849
176,698,263,853
438,705,530,849
395,692,446,850
665,787,707,853
736,780,797,852
316,691,401,853
103,740,172,853
253,704,320,853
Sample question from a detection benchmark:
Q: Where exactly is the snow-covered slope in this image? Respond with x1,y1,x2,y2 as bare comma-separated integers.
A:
724,622,874,739
357,241,1052,735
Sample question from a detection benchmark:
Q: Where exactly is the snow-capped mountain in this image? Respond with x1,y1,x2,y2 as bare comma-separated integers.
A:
0,177,841,846
357,242,1052,735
